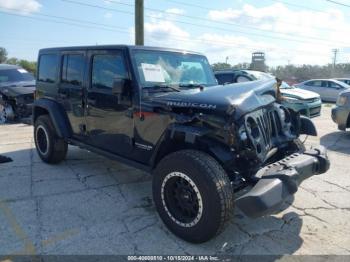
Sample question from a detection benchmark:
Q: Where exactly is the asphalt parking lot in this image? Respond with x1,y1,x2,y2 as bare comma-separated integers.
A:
0,105,349,256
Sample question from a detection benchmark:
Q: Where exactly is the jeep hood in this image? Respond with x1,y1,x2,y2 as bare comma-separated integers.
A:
281,87,319,100
150,78,277,119
0,80,35,96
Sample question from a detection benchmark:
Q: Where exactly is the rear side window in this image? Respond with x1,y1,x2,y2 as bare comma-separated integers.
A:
92,54,127,89
215,73,233,85
306,80,322,87
38,54,59,83
61,54,85,86
328,81,341,88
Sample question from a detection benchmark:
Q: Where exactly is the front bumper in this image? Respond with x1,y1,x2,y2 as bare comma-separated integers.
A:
331,106,350,130
236,145,329,218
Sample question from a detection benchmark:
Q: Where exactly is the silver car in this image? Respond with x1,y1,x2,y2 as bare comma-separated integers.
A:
335,78,350,85
296,79,350,102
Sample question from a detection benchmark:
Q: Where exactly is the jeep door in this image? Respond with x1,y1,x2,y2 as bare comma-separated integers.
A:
58,51,87,137
85,49,134,155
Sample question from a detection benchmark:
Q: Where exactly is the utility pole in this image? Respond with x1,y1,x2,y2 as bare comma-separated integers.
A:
332,48,339,68
225,56,229,64
135,0,144,46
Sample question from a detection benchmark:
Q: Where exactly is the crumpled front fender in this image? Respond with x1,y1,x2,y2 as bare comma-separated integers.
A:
299,115,317,136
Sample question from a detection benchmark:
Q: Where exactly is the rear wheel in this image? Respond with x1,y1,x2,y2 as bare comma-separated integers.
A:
34,115,68,164
153,150,234,243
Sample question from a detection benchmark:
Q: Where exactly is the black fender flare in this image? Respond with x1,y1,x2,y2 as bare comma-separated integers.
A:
299,115,317,136
33,98,72,138
150,123,234,170
168,123,211,144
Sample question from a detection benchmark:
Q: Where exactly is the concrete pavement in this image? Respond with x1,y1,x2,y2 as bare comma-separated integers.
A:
0,105,349,255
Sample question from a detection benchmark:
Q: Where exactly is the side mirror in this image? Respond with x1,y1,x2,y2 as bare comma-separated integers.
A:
112,78,126,95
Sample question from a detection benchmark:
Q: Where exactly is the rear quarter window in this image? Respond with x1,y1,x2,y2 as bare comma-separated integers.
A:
38,54,59,83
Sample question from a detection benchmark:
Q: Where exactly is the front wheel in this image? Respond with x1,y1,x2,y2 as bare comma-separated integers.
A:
0,103,15,124
152,150,234,243
34,115,68,164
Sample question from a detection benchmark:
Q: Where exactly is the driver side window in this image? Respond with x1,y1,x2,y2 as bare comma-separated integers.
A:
91,54,128,89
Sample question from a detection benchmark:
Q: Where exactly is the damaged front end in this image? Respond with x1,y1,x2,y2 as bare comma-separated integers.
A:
0,85,34,123
150,78,330,218
228,79,330,217
236,145,329,217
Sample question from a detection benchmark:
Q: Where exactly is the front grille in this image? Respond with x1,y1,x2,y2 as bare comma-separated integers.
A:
245,106,286,160
310,106,321,116
305,98,320,103
256,109,283,146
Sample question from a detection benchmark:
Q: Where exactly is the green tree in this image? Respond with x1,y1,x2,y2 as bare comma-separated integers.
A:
0,47,8,63
6,57,19,65
211,62,232,71
232,63,251,70
269,63,350,83
5,57,37,75
18,60,37,75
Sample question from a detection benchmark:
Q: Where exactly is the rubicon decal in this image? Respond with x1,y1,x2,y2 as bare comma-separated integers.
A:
167,101,217,109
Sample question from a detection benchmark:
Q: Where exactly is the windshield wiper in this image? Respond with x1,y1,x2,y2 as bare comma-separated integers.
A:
145,84,180,92
179,83,205,90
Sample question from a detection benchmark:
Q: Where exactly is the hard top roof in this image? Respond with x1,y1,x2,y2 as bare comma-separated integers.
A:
39,45,204,56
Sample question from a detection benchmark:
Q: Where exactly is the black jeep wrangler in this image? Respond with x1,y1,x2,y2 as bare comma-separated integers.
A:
33,45,329,243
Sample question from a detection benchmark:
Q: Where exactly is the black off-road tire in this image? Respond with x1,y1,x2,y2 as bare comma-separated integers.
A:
34,115,68,164
152,150,234,243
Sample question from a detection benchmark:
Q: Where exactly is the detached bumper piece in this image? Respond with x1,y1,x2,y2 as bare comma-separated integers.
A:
236,146,329,218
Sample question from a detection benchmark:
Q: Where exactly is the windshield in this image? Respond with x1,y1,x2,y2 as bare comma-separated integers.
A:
0,68,35,83
280,82,294,89
132,50,217,89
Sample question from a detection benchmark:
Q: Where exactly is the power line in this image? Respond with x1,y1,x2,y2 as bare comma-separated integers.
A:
102,0,350,46
326,0,350,7
0,9,130,34
0,7,129,31
166,0,350,35
61,0,350,48
268,0,327,13
0,7,333,58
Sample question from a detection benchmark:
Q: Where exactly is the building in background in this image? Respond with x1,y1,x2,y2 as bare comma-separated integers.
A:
250,52,267,72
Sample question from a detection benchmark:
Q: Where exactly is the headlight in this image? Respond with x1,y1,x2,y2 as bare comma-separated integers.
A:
283,97,302,104
337,96,348,106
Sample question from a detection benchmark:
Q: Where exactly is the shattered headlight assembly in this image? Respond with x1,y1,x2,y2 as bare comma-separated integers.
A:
337,95,348,106
238,125,248,143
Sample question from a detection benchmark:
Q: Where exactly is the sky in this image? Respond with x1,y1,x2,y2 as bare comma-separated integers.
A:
1,0,350,66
